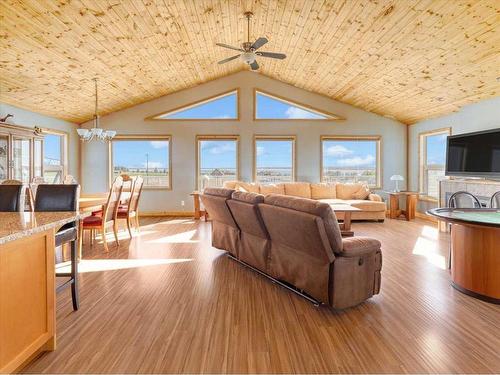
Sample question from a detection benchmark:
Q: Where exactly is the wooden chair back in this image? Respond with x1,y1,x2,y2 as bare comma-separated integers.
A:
103,176,123,223
128,176,144,213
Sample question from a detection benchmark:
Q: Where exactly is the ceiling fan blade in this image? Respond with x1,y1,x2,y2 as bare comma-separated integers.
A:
250,60,259,70
251,37,268,50
216,43,244,52
218,54,241,64
256,51,286,59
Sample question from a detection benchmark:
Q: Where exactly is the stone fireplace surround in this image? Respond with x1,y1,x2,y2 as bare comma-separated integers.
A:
440,178,500,208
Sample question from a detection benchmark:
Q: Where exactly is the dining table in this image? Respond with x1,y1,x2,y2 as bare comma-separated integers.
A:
79,192,131,212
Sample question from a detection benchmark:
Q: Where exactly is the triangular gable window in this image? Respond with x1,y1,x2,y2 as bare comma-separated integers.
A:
151,90,238,120
255,90,341,120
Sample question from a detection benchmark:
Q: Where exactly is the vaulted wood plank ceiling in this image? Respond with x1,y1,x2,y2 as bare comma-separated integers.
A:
0,0,499,124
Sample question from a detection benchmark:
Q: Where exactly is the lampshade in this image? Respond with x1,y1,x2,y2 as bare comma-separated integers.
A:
390,175,404,181
76,128,89,137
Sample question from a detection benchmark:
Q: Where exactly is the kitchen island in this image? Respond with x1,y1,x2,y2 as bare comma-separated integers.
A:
0,211,88,373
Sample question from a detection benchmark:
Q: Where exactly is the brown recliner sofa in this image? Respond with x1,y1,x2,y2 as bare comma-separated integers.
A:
199,188,239,257
202,189,382,309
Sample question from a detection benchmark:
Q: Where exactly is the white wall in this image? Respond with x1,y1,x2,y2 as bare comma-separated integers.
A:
0,102,80,179
408,97,500,212
80,71,407,213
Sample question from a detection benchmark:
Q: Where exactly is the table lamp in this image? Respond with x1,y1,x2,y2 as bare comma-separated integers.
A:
390,175,404,192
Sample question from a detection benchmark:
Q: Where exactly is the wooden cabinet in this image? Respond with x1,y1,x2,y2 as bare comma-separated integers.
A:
0,229,56,373
0,123,43,184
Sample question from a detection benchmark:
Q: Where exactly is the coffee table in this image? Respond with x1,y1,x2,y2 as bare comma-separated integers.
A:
330,204,361,237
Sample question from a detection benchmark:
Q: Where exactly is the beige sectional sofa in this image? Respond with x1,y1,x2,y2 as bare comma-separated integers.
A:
223,181,386,221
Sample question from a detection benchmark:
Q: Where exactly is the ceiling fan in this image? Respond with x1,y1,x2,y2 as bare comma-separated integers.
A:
216,11,286,71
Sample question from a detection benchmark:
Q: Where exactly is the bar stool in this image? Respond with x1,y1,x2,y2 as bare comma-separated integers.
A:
0,185,24,211
35,184,80,311
490,191,500,208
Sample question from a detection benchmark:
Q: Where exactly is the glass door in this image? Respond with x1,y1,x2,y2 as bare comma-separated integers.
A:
0,135,8,182
12,137,31,183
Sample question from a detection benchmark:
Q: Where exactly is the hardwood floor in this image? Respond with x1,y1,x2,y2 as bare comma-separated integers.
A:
23,218,500,374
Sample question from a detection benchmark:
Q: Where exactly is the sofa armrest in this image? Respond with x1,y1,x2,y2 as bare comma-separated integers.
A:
368,193,382,202
341,237,381,257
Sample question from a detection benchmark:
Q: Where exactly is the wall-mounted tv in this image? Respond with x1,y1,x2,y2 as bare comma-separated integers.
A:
446,128,500,178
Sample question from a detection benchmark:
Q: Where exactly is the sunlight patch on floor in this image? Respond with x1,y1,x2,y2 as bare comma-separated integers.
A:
147,229,199,244
412,226,446,269
58,258,193,273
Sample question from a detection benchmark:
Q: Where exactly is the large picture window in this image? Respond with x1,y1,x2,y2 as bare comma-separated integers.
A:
111,136,171,189
254,136,295,183
321,136,381,188
43,131,67,183
197,136,239,190
419,128,450,200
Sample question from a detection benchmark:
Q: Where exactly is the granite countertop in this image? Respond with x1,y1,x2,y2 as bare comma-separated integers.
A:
0,211,90,245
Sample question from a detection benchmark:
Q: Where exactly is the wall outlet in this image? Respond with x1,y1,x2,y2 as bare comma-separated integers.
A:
181,200,185,206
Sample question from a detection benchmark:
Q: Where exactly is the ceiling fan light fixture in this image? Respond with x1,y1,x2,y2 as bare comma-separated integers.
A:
241,52,256,64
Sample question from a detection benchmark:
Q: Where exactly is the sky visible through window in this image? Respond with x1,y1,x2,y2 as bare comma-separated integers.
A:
157,92,237,119
113,140,169,169
199,140,237,169
256,139,294,183
323,140,376,168
426,133,447,165
44,134,61,165
256,140,293,168
322,140,378,186
256,92,329,119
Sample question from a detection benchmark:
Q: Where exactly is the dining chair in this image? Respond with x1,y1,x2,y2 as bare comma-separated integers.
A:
0,184,24,211
1,179,33,211
79,176,123,255
116,176,144,237
490,191,500,208
34,184,80,310
446,191,482,269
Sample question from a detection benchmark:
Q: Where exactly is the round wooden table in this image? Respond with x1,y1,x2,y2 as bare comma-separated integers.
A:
427,208,500,304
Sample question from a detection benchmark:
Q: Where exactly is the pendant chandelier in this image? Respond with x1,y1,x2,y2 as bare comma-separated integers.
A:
77,78,116,142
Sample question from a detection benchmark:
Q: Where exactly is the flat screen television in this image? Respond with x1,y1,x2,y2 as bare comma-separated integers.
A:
446,128,500,178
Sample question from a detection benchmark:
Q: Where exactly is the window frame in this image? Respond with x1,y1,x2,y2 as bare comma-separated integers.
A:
42,129,68,183
418,127,451,202
109,135,172,190
253,135,296,183
195,135,240,191
253,89,344,121
320,135,382,189
146,89,240,121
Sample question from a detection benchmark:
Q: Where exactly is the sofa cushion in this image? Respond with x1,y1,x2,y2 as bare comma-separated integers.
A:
203,187,235,198
352,185,370,200
284,182,311,198
235,182,260,193
231,191,265,204
310,183,336,199
264,194,343,253
336,183,365,200
222,180,239,189
260,183,285,195
344,200,386,212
